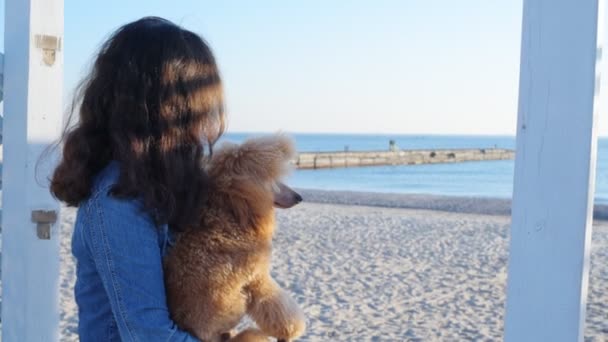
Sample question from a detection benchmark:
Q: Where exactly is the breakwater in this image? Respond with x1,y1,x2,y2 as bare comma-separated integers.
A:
294,148,515,169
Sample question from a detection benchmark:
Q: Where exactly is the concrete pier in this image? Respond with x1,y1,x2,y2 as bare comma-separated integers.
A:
294,148,514,169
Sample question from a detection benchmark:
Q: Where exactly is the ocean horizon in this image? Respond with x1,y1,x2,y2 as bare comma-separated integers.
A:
222,132,608,204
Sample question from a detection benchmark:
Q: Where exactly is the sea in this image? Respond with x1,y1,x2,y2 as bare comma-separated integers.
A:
221,133,608,205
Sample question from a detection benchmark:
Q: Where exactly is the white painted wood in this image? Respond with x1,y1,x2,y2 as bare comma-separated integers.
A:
504,0,603,341
2,0,64,340
0,52,4,103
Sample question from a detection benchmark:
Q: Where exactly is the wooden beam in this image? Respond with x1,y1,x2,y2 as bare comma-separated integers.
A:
2,0,64,340
504,0,603,341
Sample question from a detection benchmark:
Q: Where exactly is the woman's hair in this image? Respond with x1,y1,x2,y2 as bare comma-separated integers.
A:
51,17,225,230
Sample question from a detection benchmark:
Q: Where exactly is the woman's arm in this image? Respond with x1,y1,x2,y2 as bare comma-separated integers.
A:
85,191,199,342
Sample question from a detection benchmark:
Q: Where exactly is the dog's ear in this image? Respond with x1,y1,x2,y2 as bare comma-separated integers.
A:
208,135,296,227
210,134,295,181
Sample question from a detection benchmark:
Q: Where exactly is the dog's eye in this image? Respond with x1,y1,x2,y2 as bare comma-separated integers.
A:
271,182,280,193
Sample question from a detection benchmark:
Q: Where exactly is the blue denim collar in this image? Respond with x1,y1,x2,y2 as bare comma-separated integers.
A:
93,160,121,193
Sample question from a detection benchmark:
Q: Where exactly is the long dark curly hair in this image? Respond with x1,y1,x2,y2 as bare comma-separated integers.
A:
51,17,225,231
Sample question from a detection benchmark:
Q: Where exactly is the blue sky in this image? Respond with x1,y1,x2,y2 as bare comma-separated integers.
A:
3,1,608,135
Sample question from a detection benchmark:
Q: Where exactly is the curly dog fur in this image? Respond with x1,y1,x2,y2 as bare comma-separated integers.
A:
164,135,306,342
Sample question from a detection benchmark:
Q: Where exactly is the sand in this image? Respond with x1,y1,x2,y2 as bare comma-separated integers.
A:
55,190,607,341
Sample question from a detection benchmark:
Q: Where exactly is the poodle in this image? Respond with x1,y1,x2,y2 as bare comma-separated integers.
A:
164,135,306,342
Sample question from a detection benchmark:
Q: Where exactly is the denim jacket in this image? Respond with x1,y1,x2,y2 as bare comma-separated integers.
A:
71,161,199,341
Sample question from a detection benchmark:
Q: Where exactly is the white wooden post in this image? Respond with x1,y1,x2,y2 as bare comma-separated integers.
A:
2,0,64,340
0,52,4,103
504,0,603,341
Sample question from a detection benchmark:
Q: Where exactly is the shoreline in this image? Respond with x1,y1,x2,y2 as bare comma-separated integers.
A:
296,188,608,220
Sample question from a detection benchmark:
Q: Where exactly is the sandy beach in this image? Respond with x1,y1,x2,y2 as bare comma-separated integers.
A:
57,189,608,341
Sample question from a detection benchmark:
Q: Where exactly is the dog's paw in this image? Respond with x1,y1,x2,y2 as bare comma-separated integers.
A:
229,328,270,342
220,331,235,341
251,290,306,340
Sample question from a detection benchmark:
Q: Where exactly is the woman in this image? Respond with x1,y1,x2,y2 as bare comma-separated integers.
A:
51,17,224,341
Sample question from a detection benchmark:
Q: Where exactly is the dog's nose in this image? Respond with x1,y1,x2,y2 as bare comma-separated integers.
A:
294,193,303,203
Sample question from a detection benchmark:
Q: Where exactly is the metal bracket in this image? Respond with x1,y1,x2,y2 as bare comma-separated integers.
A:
34,34,61,66
31,210,57,240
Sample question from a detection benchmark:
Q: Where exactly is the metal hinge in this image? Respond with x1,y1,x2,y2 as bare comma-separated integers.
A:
31,210,57,240
34,34,62,67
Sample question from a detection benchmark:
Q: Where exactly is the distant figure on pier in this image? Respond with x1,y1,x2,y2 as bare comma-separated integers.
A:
389,139,398,152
